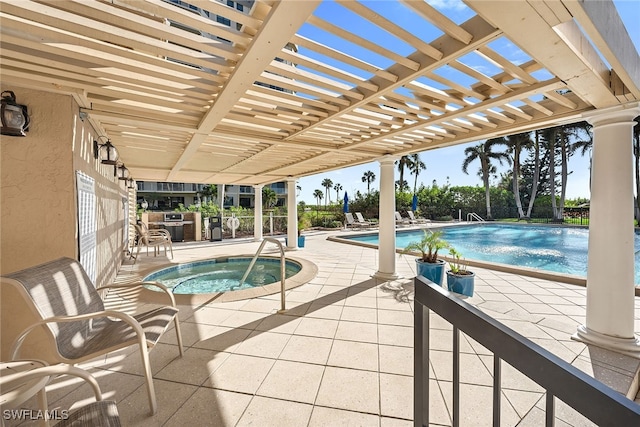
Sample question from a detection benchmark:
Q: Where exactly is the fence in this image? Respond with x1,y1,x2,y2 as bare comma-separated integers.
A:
414,276,640,427
442,206,590,225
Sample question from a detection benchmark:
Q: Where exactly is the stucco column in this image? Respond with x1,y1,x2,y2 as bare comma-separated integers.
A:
286,178,298,250
253,184,263,242
374,155,400,280
573,103,640,356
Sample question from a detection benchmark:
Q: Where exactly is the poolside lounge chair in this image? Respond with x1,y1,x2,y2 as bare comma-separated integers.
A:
407,210,429,224
395,211,411,226
2,257,184,415
355,212,377,226
0,363,121,426
345,212,370,228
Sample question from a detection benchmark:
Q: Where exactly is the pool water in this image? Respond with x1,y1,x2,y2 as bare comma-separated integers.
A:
345,224,640,283
144,257,302,294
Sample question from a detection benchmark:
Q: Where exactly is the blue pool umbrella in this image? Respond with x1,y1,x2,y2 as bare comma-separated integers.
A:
343,192,349,213
412,194,418,211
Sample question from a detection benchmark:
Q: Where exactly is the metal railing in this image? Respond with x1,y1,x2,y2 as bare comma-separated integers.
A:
238,237,287,313
413,276,640,427
466,212,485,222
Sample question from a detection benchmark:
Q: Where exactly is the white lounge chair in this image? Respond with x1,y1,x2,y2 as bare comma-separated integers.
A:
395,211,411,226
407,210,429,224
355,212,376,226
345,212,370,228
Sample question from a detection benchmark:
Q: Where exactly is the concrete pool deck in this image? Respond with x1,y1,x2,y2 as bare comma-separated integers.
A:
10,227,640,426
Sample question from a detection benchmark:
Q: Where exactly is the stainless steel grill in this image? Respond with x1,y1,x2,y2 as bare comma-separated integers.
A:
164,213,184,222
162,213,184,241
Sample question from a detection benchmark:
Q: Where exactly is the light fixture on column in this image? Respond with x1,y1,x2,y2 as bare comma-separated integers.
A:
127,178,136,189
116,163,130,180
93,136,119,165
1,91,30,137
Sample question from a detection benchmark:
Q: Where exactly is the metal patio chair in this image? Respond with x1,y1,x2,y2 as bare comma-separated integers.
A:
132,222,173,262
1,363,121,427
2,257,184,415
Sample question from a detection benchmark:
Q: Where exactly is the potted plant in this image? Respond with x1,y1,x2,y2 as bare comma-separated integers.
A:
285,216,309,248
402,229,449,285
445,247,475,297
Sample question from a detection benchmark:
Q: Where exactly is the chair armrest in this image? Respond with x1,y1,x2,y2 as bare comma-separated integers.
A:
11,310,147,361
96,282,177,308
4,365,103,401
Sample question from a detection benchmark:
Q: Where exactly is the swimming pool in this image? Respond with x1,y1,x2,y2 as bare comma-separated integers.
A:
144,257,302,294
343,224,640,283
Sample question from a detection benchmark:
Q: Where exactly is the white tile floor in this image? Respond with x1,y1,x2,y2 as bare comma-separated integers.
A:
6,229,640,426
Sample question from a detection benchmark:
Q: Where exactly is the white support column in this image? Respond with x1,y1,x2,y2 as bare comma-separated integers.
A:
374,155,400,280
286,178,299,250
573,103,640,357
253,184,264,242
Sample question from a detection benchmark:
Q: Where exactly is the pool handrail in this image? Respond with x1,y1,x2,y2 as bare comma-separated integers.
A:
466,212,485,222
238,237,287,312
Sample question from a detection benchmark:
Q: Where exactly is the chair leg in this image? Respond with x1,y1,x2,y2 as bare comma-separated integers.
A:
174,317,184,357
139,347,157,415
168,241,173,259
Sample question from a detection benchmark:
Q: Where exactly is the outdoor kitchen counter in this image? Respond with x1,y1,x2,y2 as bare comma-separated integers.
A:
141,211,202,242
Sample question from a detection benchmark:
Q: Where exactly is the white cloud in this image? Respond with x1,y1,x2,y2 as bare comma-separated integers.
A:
426,0,467,12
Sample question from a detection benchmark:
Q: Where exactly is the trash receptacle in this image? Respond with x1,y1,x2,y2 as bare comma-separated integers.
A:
209,216,222,242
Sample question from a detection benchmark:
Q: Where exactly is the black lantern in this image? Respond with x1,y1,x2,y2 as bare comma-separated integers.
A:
127,178,136,189
1,91,30,137
93,136,119,165
116,163,130,180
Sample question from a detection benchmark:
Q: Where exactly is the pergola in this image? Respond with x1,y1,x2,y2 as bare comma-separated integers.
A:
1,0,639,355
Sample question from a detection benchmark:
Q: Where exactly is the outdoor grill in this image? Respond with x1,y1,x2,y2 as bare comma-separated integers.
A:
163,213,184,242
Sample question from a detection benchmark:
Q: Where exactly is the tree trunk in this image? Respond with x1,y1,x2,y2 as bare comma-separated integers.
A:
513,143,525,218
482,158,492,219
526,130,540,218
559,132,568,221
549,129,558,221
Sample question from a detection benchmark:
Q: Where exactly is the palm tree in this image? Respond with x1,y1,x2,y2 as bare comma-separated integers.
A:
334,182,343,201
313,189,323,206
462,138,510,220
397,156,410,192
408,153,426,194
525,130,541,219
321,178,333,206
262,186,277,209
362,170,376,193
200,184,217,203
504,132,532,219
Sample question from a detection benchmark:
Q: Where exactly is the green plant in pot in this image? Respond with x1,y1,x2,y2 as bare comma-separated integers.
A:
446,247,475,297
402,229,449,285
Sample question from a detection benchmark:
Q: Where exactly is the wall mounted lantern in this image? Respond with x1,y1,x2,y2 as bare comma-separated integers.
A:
93,136,119,165
1,91,30,137
116,163,130,180
127,178,136,189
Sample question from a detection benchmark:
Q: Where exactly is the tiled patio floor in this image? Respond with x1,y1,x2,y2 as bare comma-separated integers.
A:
8,228,640,426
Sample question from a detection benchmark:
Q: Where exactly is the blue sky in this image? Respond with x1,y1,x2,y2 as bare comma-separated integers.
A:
297,0,640,204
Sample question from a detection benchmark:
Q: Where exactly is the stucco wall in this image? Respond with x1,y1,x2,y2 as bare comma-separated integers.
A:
1,87,130,360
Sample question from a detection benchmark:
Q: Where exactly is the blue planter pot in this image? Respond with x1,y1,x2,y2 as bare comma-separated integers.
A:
284,236,305,248
415,259,445,285
446,271,475,297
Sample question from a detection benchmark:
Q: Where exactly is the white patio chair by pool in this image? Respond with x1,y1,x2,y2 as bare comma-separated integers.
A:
345,212,369,229
395,211,411,226
2,257,184,416
407,210,429,224
355,212,376,226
